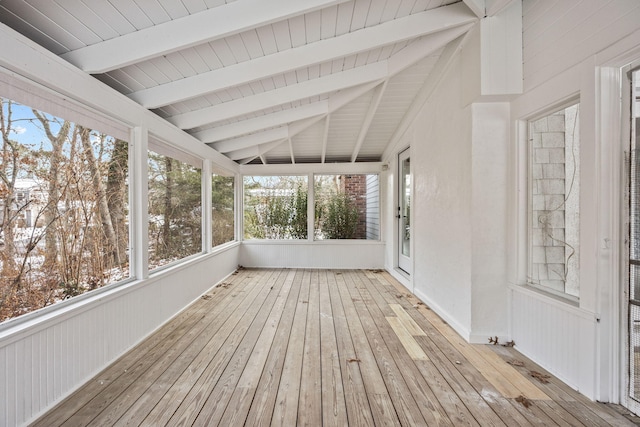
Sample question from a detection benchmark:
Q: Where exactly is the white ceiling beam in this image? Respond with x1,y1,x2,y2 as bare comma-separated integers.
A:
463,0,486,18
383,34,469,162
227,139,286,161
211,127,289,153
209,25,471,156
321,115,330,163
129,3,477,108
387,24,475,76
169,61,388,129
193,100,328,143
351,81,388,163
170,24,470,132
60,0,350,73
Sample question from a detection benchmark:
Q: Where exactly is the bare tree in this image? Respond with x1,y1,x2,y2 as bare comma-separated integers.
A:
106,139,128,265
32,110,70,266
79,127,120,265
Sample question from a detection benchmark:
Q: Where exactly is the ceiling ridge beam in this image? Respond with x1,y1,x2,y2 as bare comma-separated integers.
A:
351,80,388,163
129,3,477,108
61,0,350,73
168,61,388,129
193,100,328,143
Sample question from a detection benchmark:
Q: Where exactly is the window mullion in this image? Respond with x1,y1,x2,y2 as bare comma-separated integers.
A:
132,126,149,280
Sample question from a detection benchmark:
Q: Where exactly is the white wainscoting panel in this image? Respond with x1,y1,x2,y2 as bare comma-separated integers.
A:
240,241,385,269
510,285,597,399
0,245,239,427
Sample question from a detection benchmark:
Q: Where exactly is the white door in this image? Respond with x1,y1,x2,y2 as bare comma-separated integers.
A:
398,149,411,274
627,65,640,415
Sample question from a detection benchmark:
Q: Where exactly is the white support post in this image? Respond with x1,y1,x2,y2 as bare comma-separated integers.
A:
202,159,212,252
236,172,244,243
308,172,315,241
132,126,149,279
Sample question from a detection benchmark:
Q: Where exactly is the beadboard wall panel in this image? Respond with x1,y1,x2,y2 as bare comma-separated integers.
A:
240,241,385,269
0,245,239,427
510,285,597,398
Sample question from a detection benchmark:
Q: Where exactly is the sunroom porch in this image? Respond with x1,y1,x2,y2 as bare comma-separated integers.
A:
31,269,637,426
2,0,640,425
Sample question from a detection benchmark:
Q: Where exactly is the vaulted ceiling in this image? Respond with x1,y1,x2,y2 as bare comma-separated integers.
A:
0,0,510,165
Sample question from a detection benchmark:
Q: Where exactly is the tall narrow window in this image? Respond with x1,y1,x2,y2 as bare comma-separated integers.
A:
528,103,580,297
314,174,380,240
148,146,202,269
243,176,307,240
212,173,235,247
0,97,130,322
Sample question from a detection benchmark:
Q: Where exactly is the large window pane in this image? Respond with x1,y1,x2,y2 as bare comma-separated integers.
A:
148,150,202,269
243,176,307,239
212,174,234,247
314,174,380,240
528,103,580,297
0,97,129,322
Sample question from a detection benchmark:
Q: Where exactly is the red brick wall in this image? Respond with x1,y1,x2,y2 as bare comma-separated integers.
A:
340,175,367,239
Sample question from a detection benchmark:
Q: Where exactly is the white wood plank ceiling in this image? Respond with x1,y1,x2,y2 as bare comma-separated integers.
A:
0,0,489,164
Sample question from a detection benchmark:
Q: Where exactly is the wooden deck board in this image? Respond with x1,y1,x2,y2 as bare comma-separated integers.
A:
32,268,640,427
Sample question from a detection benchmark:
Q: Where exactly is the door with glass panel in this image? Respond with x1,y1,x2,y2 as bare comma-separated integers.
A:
628,66,640,415
398,149,411,274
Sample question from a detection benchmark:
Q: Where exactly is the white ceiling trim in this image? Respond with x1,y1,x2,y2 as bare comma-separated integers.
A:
128,2,477,109
168,61,388,129
193,101,329,143
60,0,350,73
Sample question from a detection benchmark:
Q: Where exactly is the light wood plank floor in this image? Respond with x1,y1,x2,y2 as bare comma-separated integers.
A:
32,269,640,426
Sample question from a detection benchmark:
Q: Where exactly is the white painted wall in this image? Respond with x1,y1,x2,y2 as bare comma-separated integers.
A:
382,16,513,343
406,50,474,339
